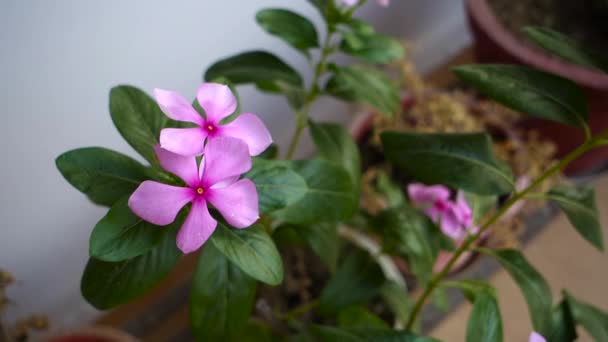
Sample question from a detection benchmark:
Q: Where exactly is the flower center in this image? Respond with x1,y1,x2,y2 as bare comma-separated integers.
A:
205,123,216,133
433,200,448,212
196,187,205,196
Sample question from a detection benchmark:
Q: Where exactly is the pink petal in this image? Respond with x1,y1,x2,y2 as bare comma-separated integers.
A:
196,83,237,123
159,127,207,157
220,113,273,156
128,181,194,226
377,0,390,6
201,137,252,187
207,179,259,228
440,209,465,240
176,199,217,254
408,183,450,205
454,191,473,227
154,145,200,187
153,88,204,125
529,332,546,342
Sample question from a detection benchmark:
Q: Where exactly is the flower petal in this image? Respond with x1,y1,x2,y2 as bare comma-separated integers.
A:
176,199,217,254
220,113,273,156
440,209,465,240
207,179,259,228
160,127,206,157
128,181,194,226
201,137,252,187
529,332,546,342
154,145,200,187
196,83,237,123
408,183,450,205
153,88,204,125
454,191,473,227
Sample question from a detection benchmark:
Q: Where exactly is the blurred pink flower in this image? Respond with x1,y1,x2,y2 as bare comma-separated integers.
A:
529,332,546,342
154,83,272,157
337,0,390,7
128,137,259,254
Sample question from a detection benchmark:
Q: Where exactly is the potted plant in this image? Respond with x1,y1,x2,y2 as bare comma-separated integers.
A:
54,0,608,341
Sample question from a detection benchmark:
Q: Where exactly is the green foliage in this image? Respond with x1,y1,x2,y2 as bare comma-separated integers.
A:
258,144,278,159
464,192,497,224
211,223,283,286
296,223,340,273
340,19,404,63
453,65,588,128
307,0,345,26
338,306,389,329
325,64,400,117
256,9,319,52
81,226,181,309
309,326,439,342
466,291,503,342
523,26,608,73
190,243,257,341
550,300,578,342
443,279,496,303
564,291,608,341
547,184,604,251
381,132,515,195
56,147,148,206
375,171,406,208
89,197,182,262
379,281,413,326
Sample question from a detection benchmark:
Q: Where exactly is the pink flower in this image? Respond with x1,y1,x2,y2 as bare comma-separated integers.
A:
154,83,272,157
128,137,259,254
337,0,389,7
529,332,546,342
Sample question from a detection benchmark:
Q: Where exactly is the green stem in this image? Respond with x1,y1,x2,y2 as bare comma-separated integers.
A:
404,132,607,330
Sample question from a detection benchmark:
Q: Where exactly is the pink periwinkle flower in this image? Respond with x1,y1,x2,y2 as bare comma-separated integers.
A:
128,137,259,254
407,183,474,240
529,332,546,342
337,0,390,7
154,83,272,157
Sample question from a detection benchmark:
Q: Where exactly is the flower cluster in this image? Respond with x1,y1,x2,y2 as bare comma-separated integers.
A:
128,83,272,253
408,183,474,240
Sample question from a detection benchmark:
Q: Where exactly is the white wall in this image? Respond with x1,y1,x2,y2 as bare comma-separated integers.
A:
0,0,470,329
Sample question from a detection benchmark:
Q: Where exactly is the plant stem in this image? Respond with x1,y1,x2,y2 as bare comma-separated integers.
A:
404,132,607,330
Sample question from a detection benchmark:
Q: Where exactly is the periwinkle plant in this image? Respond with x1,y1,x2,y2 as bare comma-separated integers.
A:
56,1,608,341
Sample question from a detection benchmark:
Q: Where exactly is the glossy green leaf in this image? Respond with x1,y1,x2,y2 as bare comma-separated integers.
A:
81,226,181,309
273,159,356,225
453,64,588,128
550,299,577,342
56,147,147,206
190,243,257,341
523,26,608,73
547,184,604,251
443,279,496,303
483,249,553,335
89,197,181,262
256,9,319,51
211,223,283,286
340,31,404,63
466,291,503,342
296,223,340,273
565,291,608,341
381,132,515,195
326,65,400,117
310,325,438,342
319,251,384,315
338,306,389,329
246,159,308,214
109,85,171,166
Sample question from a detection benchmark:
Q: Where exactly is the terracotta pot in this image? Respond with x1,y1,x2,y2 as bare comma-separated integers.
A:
47,326,138,342
465,0,608,175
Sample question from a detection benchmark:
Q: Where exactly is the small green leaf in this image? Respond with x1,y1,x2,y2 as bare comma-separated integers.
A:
523,26,608,73
109,85,170,166
443,279,496,303
346,18,375,36
483,249,553,335
81,226,181,310
466,291,503,342
89,197,180,262
190,243,257,341
309,326,439,342
326,65,400,117
319,251,385,315
550,299,578,342
256,9,319,52
565,291,608,341
340,32,404,63
296,223,340,273
381,132,515,195
338,306,389,329
307,0,345,25
211,223,283,286
547,184,604,251
453,64,588,128
246,159,308,214
56,147,147,206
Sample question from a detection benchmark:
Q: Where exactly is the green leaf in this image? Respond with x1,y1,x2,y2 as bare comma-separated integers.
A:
81,226,181,309
109,85,170,166
273,159,356,225
190,243,257,341
340,31,404,63
550,299,578,342
565,291,608,341
338,306,389,329
309,326,439,342
246,159,308,214
483,249,553,335
205,51,303,88
211,223,283,286
443,279,496,303
432,287,450,313
256,9,319,52
453,64,588,128
89,197,181,262
258,144,278,160
375,171,405,208
547,184,604,251
523,26,608,73
379,281,413,326
56,147,147,206
326,65,400,117
309,120,361,205
319,251,385,315
381,132,515,195
307,0,344,25
296,223,340,273
464,192,497,224
466,291,503,342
